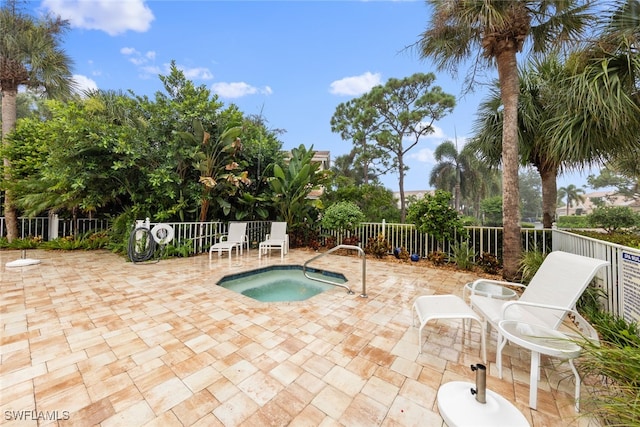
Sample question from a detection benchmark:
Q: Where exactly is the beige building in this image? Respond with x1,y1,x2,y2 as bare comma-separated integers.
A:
556,190,640,217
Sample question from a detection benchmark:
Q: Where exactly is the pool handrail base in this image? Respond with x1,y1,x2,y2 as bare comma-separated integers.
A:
303,245,367,298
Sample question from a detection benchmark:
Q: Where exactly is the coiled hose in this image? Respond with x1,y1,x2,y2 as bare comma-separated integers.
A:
128,227,157,263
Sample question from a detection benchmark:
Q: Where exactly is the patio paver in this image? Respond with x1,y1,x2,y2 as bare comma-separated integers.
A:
0,248,598,426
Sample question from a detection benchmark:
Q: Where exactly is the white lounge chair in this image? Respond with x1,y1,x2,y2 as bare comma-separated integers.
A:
468,251,608,369
258,222,289,259
209,222,248,260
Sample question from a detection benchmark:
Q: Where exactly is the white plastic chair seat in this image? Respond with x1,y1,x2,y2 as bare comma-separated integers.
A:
209,241,240,259
413,294,486,363
258,222,288,259
209,222,248,260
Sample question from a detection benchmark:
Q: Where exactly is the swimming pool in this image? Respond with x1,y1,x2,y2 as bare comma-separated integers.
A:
217,265,348,302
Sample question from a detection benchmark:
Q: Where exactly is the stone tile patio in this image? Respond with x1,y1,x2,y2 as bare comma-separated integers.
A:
1,248,599,426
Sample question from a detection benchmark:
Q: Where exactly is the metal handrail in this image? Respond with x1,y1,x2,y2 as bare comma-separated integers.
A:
303,245,367,298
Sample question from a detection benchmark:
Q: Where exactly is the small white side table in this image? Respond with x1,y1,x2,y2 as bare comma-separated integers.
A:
464,281,518,301
437,381,529,427
498,320,583,412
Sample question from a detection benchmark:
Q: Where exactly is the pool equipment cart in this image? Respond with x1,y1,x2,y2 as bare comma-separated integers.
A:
303,244,367,298
128,219,175,263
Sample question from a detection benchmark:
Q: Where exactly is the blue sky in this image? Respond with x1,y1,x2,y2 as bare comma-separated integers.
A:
30,0,595,192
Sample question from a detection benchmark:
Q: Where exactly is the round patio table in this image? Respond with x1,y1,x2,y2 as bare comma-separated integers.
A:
464,281,518,300
498,320,583,412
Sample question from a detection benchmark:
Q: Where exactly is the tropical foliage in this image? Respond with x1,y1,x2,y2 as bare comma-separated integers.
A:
1,0,75,241
321,183,400,223
1,65,290,229
557,184,586,215
330,72,455,222
320,201,365,244
407,190,466,243
588,206,640,233
419,0,596,279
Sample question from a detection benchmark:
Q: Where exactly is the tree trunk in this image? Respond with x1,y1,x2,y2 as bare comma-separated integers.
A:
496,49,521,280
398,154,406,222
454,167,461,211
361,139,369,186
539,166,558,229
1,87,19,242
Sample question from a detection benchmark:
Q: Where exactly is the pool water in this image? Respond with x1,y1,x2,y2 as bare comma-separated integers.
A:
217,265,347,302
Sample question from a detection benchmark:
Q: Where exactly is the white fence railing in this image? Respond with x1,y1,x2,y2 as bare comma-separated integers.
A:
326,222,553,261
140,220,272,254
3,215,637,319
0,215,110,240
553,228,640,321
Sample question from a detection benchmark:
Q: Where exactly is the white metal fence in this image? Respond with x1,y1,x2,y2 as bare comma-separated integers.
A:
3,215,637,319
0,215,110,240
553,228,640,320
327,221,553,261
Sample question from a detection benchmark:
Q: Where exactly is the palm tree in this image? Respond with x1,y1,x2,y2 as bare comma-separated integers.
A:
546,0,640,169
471,54,574,229
418,1,595,279
1,1,75,241
557,184,586,215
429,140,480,212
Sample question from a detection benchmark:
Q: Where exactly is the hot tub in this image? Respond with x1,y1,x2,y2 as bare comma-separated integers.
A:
217,265,347,302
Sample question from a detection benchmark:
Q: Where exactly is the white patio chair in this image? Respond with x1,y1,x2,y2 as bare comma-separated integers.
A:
209,222,248,259
468,251,608,364
258,222,289,259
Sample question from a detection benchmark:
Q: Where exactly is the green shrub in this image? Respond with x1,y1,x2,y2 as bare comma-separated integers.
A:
2,236,43,250
427,250,447,266
461,215,480,226
556,215,590,228
407,190,466,242
364,234,392,259
579,315,640,426
571,230,640,249
480,196,502,226
588,206,640,233
398,246,411,261
163,240,194,258
477,252,501,275
519,250,546,284
321,201,365,232
451,241,475,270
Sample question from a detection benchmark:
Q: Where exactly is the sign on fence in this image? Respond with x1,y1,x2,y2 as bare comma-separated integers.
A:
621,251,640,324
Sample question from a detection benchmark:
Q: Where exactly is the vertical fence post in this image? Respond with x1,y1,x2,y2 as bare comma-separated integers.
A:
48,212,59,241
381,219,386,239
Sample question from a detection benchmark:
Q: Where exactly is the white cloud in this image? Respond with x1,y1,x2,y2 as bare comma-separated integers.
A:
120,47,139,56
407,125,470,163
72,74,98,95
120,47,157,68
409,147,435,164
180,66,213,81
41,0,154,36
329,71,382,96
422,124,446,140
212,82,272,99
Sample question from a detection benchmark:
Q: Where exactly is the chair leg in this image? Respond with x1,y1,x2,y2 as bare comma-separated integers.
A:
497,332,508,379
529,351,540,410
570,359,581,412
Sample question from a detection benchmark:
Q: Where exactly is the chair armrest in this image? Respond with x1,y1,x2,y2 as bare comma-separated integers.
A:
501,300,570,317
501,302,600,347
